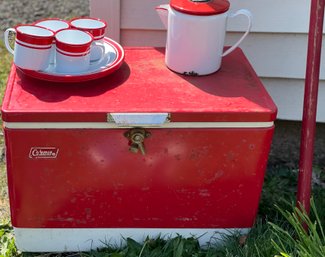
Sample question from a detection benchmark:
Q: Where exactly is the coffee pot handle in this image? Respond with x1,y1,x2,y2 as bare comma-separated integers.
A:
222,9,252,57
4,28,16,55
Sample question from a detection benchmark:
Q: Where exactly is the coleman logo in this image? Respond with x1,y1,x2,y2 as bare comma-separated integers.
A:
29,147,59,159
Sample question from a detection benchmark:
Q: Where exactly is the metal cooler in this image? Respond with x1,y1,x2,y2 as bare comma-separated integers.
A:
2,48,277,252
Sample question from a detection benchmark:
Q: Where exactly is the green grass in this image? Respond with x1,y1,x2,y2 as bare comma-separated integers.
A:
0,40,12,100
271,199,325,257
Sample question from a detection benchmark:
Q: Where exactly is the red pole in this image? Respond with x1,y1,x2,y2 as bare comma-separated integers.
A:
297,0,325,214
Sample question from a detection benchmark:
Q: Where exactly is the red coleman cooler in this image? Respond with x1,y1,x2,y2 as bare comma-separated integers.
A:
2,48,277,252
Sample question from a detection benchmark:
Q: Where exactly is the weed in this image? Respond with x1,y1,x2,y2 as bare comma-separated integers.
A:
0,223,18,257
270,199,325,257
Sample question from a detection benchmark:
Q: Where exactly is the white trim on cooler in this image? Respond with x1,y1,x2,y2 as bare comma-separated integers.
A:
4,121,274,129
14,227,250,252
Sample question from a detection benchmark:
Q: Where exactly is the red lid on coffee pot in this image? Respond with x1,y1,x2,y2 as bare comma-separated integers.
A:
171,0,230,16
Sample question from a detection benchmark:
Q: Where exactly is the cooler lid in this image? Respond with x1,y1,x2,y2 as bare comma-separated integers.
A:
1,48,277,124
171,0,230,16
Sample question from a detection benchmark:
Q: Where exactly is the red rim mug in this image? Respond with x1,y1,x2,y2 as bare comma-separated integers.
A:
34,18,70,64
55,28,94,73
70,17,107,62
4,25,54,71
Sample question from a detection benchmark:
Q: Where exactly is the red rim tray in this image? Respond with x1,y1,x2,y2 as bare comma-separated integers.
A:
16,37,125,83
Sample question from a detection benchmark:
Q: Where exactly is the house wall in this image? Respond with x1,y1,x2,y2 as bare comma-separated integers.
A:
90,0,325,122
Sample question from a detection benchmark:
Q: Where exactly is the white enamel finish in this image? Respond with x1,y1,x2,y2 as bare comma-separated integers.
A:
4,28,16,55
17,25,53,36
55,29,92,45
91,38,106,61
34,20,69,32
34,20,70,64
55,44,108,74
69,19,106,61
49,44,56,64
5,37,52,71
55,29,93,73
12,43,52,71
156,5,252,75
20,40,115,76
56,51,91,73
4,27,53,71
14,227,250,252
71,18,106,29
222,9,252,57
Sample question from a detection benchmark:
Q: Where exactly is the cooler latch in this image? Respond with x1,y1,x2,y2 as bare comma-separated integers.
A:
124,128,151,155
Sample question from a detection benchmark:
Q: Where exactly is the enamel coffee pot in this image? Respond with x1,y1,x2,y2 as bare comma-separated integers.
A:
156,0,252,75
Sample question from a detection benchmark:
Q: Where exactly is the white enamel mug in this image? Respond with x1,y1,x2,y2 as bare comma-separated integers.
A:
55,29,94,73
4,25,54,71
34,18,70,64
70,17,107,62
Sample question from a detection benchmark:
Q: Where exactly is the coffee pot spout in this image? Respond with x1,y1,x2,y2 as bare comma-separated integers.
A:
156,4,170,29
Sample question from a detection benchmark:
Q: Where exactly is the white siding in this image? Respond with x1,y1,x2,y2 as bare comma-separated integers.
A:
90,0,325,122
119,0,312,33
263,79,325,121
89,0,120,42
